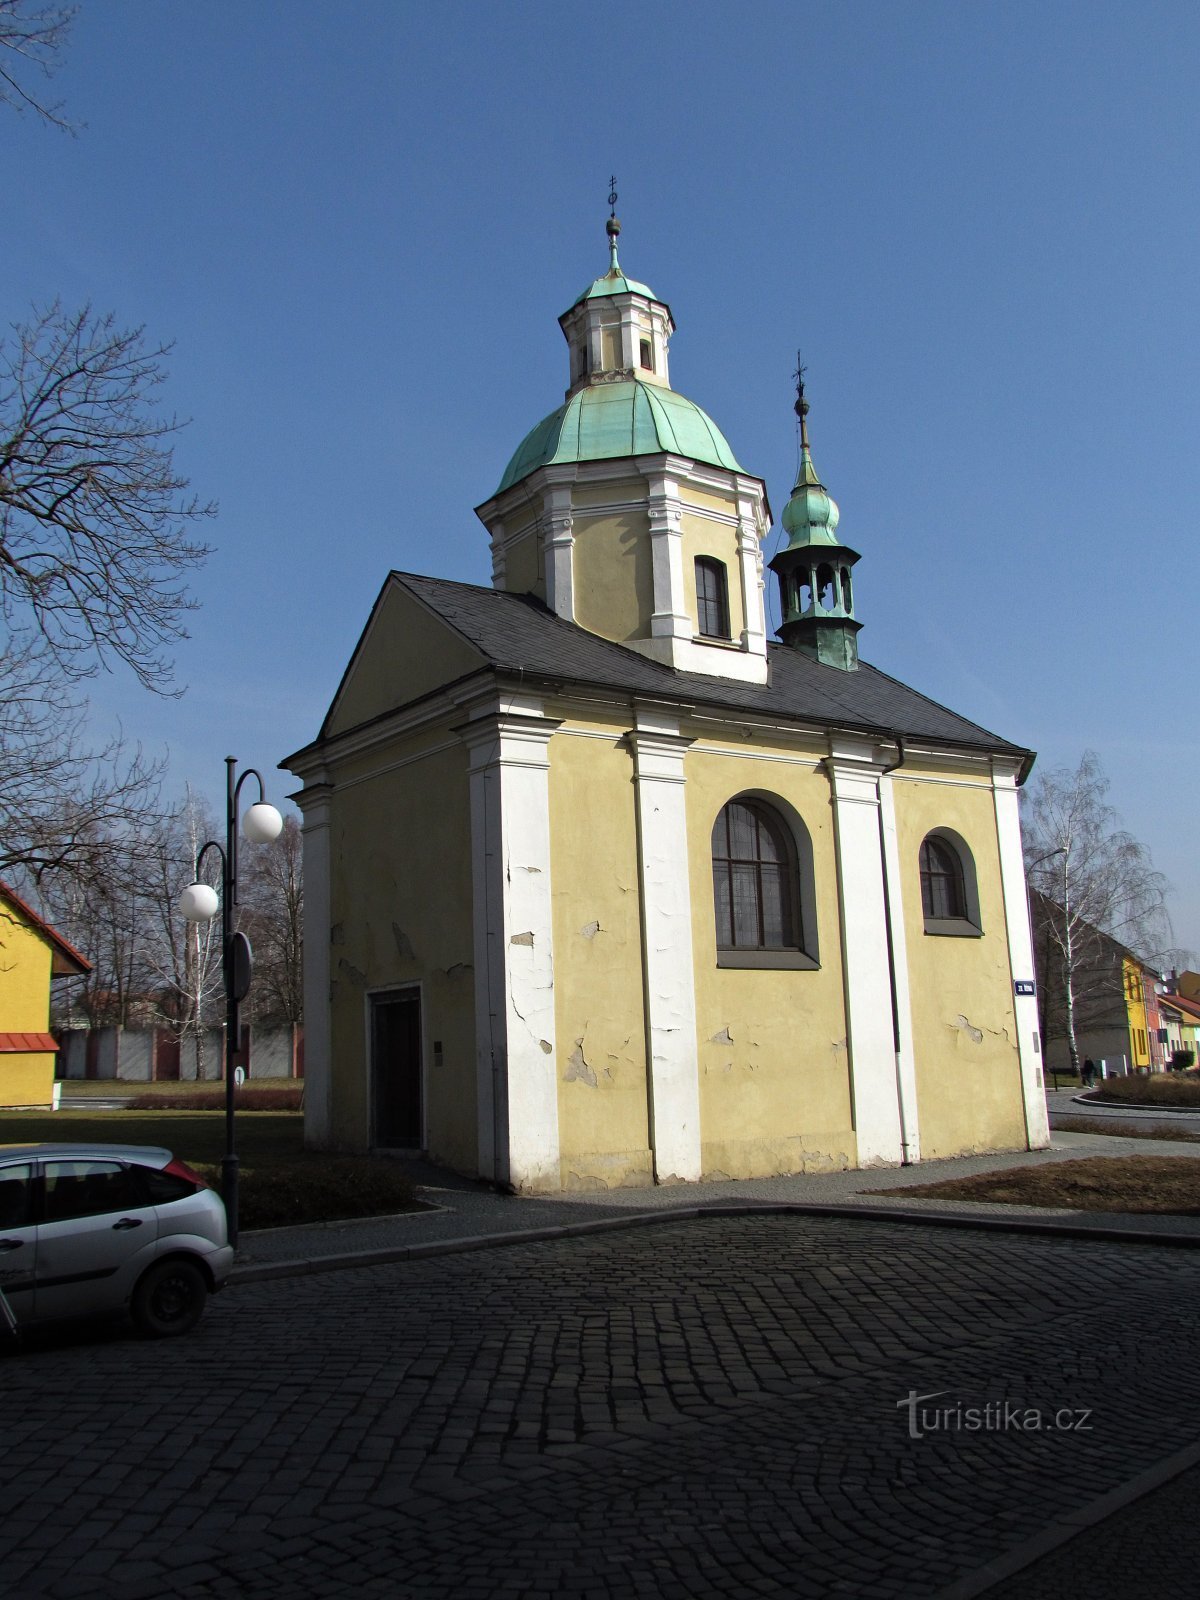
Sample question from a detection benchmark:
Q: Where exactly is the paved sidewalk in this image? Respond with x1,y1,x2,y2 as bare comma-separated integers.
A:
232,1130,1200,1282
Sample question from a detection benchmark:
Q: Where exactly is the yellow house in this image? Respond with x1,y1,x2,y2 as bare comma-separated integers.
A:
0,881,91,1109
285,216,1051,1190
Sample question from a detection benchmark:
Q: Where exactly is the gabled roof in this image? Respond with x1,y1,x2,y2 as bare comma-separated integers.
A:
1161,992,1200,1024
301,571,1030,766
0,881,91,977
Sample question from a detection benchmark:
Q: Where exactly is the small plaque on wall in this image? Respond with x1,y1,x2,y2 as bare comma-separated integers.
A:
1014,980,1036,997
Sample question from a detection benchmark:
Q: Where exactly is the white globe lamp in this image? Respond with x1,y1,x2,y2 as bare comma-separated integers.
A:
243,801,284,844
179,881,220,923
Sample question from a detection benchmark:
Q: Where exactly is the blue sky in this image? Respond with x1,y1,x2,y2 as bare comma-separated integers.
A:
5,0,1198,954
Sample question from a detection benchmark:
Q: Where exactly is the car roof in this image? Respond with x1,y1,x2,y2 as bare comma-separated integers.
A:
0,1143,173,1165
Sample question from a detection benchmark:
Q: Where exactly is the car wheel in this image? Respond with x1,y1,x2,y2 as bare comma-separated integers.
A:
131,1259,208,1338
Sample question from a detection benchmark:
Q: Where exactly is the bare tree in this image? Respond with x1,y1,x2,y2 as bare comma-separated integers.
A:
139,792,223,1080
1024,751,1177,1072
1,302,215,691
0,0,75,131
239,815,303,1028
0,637,165,889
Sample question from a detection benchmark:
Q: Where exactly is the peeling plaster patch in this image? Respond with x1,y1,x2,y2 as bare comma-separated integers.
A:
510,931,535,947
539,1039,553,1055
723,1061,733,1074
580,920,601,940
953,1014,985,1045
330,923,344,946
710,1026,733,1045
441,962,472,980
521,865,542,874
391,922,415,960
337,958,367,988
564,1037,597,1087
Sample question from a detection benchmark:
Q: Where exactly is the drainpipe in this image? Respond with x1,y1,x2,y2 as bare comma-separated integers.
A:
877,735,912,1165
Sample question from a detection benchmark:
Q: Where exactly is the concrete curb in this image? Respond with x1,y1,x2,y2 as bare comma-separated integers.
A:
929,1437,1200,1600
227,1198,1200,1286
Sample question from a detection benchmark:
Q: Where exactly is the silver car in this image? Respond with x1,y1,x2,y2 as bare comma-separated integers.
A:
0,1143,234,1338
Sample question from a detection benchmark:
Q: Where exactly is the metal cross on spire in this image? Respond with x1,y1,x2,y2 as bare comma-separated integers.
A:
794,351,810,447
605,174,621,268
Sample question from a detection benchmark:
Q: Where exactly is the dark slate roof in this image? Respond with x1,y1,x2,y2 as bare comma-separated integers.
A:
391,572,1028,761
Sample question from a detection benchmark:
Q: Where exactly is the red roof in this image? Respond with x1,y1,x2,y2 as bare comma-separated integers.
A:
0,881,91,977
0,1032,59,1053
1162,992,1200,1024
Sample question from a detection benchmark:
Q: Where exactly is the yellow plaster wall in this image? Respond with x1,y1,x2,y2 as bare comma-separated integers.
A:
681,480,748,636
327,736,477,1168
0,904,58,1108
548,724,652,1188
684,744,857,1178
1,1054,55,1108
572,509,653,641
893,772,1027,1156
0,905,54,1032
502,528,543,599
324,582,485,737
1124,959,1150,1067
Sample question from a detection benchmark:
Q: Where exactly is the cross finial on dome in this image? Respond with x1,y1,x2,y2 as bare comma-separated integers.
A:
794,352,810,450
606,175,621,273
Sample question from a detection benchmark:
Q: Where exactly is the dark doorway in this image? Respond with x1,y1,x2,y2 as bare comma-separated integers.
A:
372,989,423,1149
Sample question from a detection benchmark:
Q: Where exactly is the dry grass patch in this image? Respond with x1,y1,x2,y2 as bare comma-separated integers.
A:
892,1155,1200,1214
1090,1076,1200,1109
1053,1115,1200,1143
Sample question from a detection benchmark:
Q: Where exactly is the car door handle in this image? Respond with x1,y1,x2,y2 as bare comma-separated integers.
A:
112,1217,144,1231
0,1238,23,1251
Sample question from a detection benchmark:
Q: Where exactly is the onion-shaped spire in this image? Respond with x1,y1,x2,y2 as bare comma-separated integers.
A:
769,361,863,670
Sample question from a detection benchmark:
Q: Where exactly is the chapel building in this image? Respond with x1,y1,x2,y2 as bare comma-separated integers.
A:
284,215,1050,1190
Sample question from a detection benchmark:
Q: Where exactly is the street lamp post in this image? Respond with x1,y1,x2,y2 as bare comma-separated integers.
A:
179,757,283,1246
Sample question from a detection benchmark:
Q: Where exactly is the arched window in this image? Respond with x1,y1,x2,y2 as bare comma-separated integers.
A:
919,831,981,935
711,798,818,969
695,557,730,640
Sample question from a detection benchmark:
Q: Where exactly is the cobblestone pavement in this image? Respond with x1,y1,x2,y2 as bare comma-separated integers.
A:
231,1130,1200,1273
4,1214,1200,1599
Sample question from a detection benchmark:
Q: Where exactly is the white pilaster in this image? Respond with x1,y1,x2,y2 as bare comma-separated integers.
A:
735,480,769,662
629,707,701,1182
488,515,507,588
992,760,1051,1149
460,701,562,1190
879,770,920,1162
542,475,575,620
645,468,692,643
827,739,905,1165
297,784,333,1150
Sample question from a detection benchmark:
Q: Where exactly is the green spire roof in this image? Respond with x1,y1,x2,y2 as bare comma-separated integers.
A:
568,267,659,310
496,379,742,495
779,442,842,550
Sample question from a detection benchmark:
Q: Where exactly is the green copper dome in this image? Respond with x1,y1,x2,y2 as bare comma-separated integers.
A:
496,379,743,494
780,446,841,549
567,266,659,311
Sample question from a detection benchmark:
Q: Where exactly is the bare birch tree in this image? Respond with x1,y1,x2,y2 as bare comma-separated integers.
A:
139,792,223,1080
238,815,303,1028
1023,751,1177,1071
